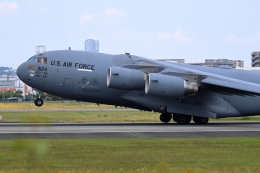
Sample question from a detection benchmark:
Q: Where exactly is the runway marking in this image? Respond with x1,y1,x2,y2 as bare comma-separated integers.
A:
1,130,260,134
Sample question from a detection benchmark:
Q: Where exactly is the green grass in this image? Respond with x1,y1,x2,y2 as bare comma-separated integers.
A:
1,102,260,123
1,111,260,123
212,116,260,121
0,111,158,123
0,102,118,110
1,138,260,172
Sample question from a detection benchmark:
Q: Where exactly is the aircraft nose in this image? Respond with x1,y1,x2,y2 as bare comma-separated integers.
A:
16,62,27,82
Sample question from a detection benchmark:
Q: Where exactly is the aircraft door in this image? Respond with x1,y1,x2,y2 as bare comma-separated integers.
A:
63,78,73,93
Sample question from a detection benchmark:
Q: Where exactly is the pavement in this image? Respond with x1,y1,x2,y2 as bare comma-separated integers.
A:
1,121,260,139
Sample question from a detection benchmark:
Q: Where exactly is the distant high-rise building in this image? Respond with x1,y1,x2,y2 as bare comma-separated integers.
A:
85,39,99,52
252,52,260,67
35,45,46,55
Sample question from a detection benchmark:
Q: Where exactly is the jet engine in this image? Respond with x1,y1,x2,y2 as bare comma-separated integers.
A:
107,67,145,90
145,73,198,97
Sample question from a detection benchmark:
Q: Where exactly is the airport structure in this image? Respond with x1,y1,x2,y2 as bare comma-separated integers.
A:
35,45,46,55
85,39,99,52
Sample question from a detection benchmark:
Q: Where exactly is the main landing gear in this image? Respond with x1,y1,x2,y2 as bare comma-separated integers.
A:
160,113,209,124
160,113,172,123
173,114,192,124
193,116,209,124
34,93,44,107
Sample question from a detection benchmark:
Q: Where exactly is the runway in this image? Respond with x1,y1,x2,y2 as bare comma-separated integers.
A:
1,121,260,139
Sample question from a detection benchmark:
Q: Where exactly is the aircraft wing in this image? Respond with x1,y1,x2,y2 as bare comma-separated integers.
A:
122,60,260,95
162,70,260,94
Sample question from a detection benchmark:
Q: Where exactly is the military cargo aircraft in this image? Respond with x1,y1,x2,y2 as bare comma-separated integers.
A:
16,50,260,124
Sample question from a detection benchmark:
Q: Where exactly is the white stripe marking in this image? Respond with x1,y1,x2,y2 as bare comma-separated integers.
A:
77,69,92,72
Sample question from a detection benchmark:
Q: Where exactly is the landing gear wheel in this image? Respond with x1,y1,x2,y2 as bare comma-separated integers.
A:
34,98,43,107
175,114,192,124
160,113,172,123
193,116,209,124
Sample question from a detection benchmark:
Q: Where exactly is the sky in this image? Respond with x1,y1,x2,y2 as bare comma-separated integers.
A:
1,0,260,68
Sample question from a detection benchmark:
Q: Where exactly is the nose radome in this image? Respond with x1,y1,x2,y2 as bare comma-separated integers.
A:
16,62,26,82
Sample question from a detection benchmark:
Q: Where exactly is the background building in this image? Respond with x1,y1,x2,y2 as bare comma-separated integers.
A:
234,60,244,68
156,59,185,63
85,39,99,52
35,45,46,55
0,76,15,87
156,58,244,68
204,59,236,67
205,59,233,65
190,59,244,68
251,52,260,67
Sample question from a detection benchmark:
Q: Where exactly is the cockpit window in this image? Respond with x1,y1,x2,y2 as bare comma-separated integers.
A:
28,57,36,61
28,57,47,64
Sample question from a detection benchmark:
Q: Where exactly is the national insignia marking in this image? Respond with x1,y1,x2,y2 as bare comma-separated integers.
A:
29,70,35,77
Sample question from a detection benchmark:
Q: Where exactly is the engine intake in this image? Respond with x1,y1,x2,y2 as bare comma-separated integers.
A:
145,73,198,97
107,67,145,90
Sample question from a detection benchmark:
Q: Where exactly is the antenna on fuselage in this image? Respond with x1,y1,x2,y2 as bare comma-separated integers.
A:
125,53,131,58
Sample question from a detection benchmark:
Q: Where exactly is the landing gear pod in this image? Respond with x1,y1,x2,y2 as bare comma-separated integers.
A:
107,67,145,90
145,73,198,98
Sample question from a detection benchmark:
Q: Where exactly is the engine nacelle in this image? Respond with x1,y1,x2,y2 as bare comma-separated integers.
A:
145,73,198,97
107,67,145,90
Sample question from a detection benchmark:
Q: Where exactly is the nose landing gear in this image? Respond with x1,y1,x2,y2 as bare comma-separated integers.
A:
34,93,44,107
34,98,43,107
